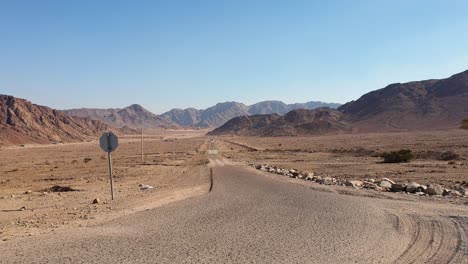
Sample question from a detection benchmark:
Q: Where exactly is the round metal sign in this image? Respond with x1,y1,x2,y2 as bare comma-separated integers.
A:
99,132,119,153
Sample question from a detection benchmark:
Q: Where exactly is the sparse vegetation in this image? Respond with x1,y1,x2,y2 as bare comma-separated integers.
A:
461,119,468,130
381,149,415,163
47,185,79,192
83,157,92,163
438,151,460,161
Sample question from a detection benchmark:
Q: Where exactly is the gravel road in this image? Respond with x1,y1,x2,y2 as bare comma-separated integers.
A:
1,158,467,263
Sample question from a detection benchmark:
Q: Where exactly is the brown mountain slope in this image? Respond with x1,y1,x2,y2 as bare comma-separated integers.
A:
63,104,178,129
0,95,112,146
160,108,202,127
197,102,250,128
339,69,468,132
208,108,350,136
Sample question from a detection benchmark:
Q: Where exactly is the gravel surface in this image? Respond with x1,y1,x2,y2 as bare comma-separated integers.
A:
1,158,467,263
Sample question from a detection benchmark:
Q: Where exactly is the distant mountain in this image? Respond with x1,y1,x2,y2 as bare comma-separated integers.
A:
0,95,110,145
247,100,341,115
160,108,202,127
208,108,350,136
246,101,290,115
210,69,468,136
161,100,341,128
197,102,250,128
339,69,468,132
161,102,250,128
63,104,178,129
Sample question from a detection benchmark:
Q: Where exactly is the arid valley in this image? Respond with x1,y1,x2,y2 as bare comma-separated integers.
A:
2,2,468,262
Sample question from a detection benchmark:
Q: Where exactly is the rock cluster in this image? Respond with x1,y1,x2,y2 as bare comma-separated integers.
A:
250,163,467,198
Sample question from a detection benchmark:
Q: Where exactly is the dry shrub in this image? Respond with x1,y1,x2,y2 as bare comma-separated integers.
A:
438,151,460,161
381,149,415,163
461,119,468,130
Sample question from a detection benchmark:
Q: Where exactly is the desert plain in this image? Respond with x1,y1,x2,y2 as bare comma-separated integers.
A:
2,129,468,239
1,129,468,263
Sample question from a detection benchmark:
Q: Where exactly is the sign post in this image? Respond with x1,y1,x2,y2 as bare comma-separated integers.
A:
99,132,119,200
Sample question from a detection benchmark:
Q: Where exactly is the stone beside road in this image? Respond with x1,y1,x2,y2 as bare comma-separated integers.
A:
249,163,468,199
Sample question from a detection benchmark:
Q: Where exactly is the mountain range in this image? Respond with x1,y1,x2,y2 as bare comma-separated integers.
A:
63,104,177,129
210,69,468,136
64,101,341,129
160,101,341,128
3,69,467,143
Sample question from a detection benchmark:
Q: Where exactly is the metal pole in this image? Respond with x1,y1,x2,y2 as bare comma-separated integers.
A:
108,152,115,200
141,126,144,165
141,117,144,165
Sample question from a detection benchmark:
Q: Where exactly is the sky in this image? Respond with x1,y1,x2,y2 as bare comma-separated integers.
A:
1,0,468,114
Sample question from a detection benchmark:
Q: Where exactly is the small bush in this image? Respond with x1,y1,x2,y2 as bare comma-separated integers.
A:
381,149,415,163
461,119,468,130
438,151,460,161
83,158,92,163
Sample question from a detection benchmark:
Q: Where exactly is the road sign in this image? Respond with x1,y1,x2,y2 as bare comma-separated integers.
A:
100,132,119,153
99,132,119,200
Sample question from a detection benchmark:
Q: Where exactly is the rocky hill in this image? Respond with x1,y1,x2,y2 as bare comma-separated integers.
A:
339,69,468,132
0,95,110,145
161,100,341,128
208,108,350,136
64,104,177,129
210,69,468,136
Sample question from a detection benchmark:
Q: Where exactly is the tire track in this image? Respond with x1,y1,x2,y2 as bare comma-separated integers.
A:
394,212,467,264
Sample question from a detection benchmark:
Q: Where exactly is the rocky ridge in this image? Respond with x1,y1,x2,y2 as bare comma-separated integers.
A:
0,95,112,146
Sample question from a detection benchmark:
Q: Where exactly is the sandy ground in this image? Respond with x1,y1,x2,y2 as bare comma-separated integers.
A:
1,157,467,263
1,129,468,262
0,131,210,241
216,130,468,190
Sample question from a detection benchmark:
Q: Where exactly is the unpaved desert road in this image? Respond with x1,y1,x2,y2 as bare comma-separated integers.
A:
1,158,467,263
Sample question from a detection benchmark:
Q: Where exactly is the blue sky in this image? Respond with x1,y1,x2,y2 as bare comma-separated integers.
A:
1,0,468,113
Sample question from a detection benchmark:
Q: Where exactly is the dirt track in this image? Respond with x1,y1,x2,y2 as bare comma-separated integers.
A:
1,156,467,263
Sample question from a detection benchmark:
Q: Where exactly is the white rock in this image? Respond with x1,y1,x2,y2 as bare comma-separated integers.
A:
139,184,154,190
425,184,443,196
345,180,363,188
381,178,395,185
379,181,392,190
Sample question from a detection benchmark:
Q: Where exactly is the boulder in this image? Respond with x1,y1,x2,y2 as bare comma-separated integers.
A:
405,182,420,193
379,180,392,190
382,178,395,185
362,182,378,189
451,190,462,198
391,183,406,192
319,177,334,185
442,189,451,196
425,184,443,196
305,173,315,181
417,185,427,192
92,198,100,204
345,180,363,188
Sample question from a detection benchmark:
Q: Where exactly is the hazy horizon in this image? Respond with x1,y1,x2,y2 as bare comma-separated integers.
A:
2,0,468,113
